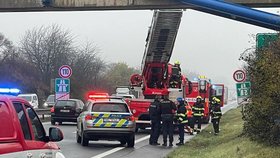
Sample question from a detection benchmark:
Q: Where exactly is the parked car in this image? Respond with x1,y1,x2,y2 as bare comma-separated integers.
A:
0,88,65,157
43,94,55,108
18,93,39,109
76,94,136,147
51,99,84,125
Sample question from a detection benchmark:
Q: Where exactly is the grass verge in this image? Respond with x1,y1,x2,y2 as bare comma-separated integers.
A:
167,106,280,158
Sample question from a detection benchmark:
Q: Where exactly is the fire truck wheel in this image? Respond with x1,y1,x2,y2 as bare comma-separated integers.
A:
126,133,135,148
76,131,81,144
135,127,139,133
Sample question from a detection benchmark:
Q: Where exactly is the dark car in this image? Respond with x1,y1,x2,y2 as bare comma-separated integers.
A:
51,99,84,125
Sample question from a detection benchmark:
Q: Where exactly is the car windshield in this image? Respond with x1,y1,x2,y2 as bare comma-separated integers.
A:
46,95,55,102
18,96,32,102
92,103,129,113
56,100,76,107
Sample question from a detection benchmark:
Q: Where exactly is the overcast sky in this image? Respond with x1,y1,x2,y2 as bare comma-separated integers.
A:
0,8,279,93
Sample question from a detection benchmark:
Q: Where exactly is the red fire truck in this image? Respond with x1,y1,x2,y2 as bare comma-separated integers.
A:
126,10,194,131
185,76,227,123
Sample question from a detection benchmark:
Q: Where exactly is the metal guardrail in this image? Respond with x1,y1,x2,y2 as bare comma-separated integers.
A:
35,109,51,120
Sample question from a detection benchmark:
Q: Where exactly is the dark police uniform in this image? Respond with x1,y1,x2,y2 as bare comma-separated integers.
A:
149,99,161,145
159,97,177,146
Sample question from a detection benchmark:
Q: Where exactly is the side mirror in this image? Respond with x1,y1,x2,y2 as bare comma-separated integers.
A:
49,127,63,142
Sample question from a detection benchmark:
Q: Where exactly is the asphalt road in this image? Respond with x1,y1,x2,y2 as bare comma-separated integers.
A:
43,101,238,158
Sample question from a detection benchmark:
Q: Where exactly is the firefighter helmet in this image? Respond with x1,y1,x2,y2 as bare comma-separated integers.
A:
174,60,180,65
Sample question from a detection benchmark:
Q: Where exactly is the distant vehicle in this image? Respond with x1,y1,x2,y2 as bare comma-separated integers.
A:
43,94,55,108
0,88,65,157
18,93,39,109
76,93,136,147
51,99,84,125
113,93,136,99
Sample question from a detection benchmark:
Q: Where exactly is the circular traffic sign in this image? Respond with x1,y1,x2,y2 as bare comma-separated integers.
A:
233,70,246,82
59,65,72,78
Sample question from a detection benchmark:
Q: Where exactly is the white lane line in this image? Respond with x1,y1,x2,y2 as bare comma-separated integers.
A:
91,135,150,158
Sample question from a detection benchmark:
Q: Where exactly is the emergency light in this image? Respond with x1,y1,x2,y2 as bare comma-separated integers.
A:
0,88,21,95
87,92,109,100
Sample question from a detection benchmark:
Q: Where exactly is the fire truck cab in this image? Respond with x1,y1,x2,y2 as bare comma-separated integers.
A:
186,76,226,123
0,88,64,158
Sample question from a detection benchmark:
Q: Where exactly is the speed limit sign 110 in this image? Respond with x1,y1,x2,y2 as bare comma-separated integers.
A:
59,65,72,78
233,70,246,82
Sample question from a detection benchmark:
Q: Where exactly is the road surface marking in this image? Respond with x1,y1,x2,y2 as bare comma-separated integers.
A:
91,135,150,158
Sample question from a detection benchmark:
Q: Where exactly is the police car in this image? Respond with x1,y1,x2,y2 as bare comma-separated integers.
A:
0,88,65,158
76,93,136,147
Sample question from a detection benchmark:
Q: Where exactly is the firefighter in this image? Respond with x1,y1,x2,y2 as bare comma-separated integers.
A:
191,96,205,133
185,100,194,135
175,97,188,146
174,60,182,72
210,97,222,135
149,95,161,145
159,95,177,147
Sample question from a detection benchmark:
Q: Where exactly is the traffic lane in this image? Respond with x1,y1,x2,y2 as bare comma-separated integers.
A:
43,122,150,158
104,129,202,158
103,101,238,158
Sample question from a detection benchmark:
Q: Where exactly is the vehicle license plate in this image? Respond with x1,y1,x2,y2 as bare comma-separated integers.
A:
104,118,120,122
60,110,70,112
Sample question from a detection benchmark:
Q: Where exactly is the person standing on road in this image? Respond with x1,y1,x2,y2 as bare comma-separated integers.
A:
149,95,161,145
185,100,194,135
191,96,205,133
159,95,177,147
175,97,188,146
210,97,222,135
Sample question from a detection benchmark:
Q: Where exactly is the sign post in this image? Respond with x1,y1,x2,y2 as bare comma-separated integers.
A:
233,69,251,105
56,65,72,101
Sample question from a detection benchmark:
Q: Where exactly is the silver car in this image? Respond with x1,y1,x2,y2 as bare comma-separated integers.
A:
76,96,136,147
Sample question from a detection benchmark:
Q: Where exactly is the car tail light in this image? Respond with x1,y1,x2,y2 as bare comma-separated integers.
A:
85,114,93,121
50,107,54,113
126,115,135,122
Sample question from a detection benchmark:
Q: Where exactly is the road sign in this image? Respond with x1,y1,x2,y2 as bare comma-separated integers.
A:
236,82,251,98
56,93,70,100
59,65,72,78
256,33,278,50
55,78,70,100
233,70,246,82
55,78,70,93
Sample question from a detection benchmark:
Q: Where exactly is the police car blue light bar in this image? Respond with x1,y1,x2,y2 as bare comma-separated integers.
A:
0,88,21,94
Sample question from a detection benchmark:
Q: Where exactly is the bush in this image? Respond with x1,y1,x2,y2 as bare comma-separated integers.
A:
241,33,280,145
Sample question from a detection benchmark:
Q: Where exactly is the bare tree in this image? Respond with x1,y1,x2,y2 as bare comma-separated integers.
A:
20,25,75,85
71,42,106,99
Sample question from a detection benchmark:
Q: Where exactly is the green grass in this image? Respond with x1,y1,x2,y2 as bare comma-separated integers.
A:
168,107,280,158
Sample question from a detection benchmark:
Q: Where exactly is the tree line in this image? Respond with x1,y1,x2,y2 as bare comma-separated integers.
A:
0,25,139,107
241,33,280,145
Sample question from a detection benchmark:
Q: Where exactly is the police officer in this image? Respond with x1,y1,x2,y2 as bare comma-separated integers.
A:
149,95,161,145
159,95,177,147
210,97,222,135
175,97,188,146
191,96,205,133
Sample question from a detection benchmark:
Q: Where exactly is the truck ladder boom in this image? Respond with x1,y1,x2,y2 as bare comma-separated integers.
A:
141,10,183,72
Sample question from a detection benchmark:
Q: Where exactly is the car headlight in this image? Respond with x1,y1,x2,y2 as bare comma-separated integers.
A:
43,103,48,107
